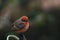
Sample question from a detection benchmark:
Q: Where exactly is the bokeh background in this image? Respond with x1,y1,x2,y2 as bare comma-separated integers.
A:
0,0,60,40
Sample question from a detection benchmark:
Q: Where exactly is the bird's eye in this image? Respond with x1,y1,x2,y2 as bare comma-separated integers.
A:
21,20,28,22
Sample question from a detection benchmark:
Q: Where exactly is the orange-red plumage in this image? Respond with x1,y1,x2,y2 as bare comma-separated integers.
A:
21,16,28,21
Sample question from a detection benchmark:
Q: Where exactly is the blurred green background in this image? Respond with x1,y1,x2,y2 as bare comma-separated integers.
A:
0,0,60,40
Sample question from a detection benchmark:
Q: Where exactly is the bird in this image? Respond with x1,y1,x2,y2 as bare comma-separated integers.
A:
11,16,29,33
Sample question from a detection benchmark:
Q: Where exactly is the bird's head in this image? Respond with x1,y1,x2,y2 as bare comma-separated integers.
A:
21,16,28,22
